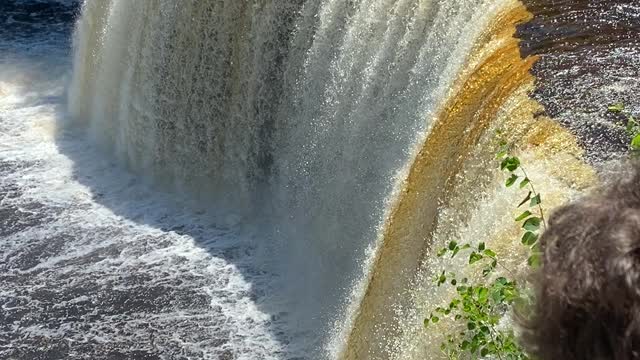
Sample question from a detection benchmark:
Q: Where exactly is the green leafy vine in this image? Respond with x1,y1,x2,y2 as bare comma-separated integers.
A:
424,131,545,359
424,103,639,359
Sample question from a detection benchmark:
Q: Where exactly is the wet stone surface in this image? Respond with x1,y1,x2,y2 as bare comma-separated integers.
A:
518,0,640,162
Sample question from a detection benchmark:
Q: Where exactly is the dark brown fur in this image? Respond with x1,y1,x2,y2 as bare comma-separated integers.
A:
521,167,640,360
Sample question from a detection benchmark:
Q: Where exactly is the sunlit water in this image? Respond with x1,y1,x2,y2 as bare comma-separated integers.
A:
3,0,639,359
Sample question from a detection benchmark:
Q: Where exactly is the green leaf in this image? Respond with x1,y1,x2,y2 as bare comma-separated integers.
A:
431,316,440,323
448,241,458,251
470,341,479,355
608,103,625,113
531,242,541,253
519,177,530,189
523,217,541,231
501,157,520,172
505,174,518,187
530,194,541,207
483,249,497,258
482,266,493,277
469,252,483,264
528,253,541,268
437,247,447,257
451,246,461,258
521,231,539,246
496,150,507,159
477,287,489,302
478,242,486,251
437,271,447,286
481,348,490,357
631,134,640,150
518,192,532,208
515,211,532,222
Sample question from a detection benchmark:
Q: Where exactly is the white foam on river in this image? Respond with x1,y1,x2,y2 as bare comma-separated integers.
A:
0,51,285,359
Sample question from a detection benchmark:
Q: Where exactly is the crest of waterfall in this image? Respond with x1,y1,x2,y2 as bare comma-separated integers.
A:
69,0,515,356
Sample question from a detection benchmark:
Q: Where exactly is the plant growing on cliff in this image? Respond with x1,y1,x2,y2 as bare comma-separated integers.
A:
424,132,545,360
608,103,640,151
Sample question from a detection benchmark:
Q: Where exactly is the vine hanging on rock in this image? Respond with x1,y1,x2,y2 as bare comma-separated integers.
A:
424,130,546,360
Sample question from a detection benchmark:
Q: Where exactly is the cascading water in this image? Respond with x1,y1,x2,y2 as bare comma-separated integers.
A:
2,0,635,358
68,0,516,356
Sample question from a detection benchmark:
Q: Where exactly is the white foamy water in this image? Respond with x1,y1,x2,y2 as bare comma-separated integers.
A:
0,44,285,360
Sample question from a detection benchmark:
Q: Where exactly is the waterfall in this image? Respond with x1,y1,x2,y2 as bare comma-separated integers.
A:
68,0,546,357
